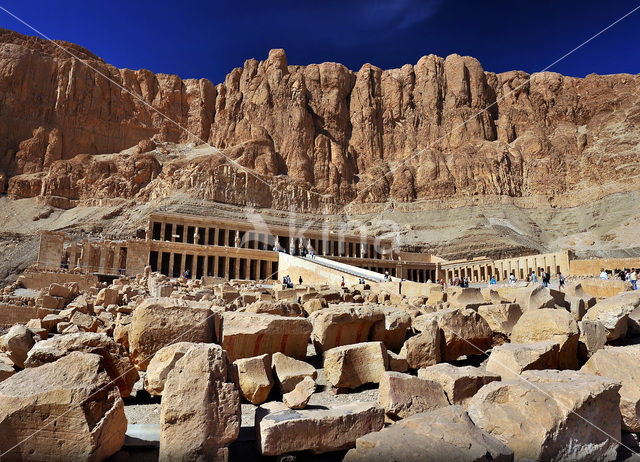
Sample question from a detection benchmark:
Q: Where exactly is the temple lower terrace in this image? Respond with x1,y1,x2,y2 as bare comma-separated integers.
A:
33,212,638,284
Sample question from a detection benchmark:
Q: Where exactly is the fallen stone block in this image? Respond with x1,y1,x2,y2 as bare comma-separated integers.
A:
160,343,241,461
582,292,637,341
96,287,119,306
0,352,14,382
565,295,586,321
467,370,621,461
387,351,409,373
25,332,139,398
344,405,513,462
302,297,327,315
368,307,411,352
2,324,35,368
581,345,640,432
0,352,126,461
272,352,317,393
324,341,388,389
477,303,522,337
564,282,596,309
234,353,274,405
578,279,633,300
283,375,316,409
145,342,193,396
71,311,100,332
400,318,442,369
129,298,218,370
378,371,448,421
256,402,384,456
310,305,383,353
221,312,311,362
485,341,560,379
577,320,607,360
427,308,493,361
511,308,579,369
448,288,489,310
418,363,500,406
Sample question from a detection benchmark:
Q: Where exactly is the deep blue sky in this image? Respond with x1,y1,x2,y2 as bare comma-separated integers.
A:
1,0,639,83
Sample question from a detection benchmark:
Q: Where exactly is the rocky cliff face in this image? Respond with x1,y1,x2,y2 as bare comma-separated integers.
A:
1,27,639,212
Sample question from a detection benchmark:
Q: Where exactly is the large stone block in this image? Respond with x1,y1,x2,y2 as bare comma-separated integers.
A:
221,312,311,362
324,341,388,389
582,291,639,340
485,341,560,379
310,305,383,353
129,298,217,370
467,370,621,461
448,288,489,310
418,363,500,406
377,371,449,421
577,320,607,360
368,307,411,352
511,308,579,369
234,353,274,405
425,308,493,361
0,352,126,461
581,345,640,432
272,352,317,394
344,405,513,462
477,303,522,337
2,324,35,368
400,318,442,369
145,342,193,396
160,343,241,461
25,332,138,398
256,402,384,456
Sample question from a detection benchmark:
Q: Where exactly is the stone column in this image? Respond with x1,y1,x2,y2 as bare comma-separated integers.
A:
180,253,187,276
213,255,219,277
160,222,166,241
168,253,175,277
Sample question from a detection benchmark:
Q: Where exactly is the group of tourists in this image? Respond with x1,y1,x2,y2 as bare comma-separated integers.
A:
448,276,470,288
282,274,301,288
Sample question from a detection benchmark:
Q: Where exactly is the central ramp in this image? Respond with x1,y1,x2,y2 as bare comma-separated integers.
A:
277,253,386,286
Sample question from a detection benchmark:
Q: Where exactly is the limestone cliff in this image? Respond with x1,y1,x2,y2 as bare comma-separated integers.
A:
1,27,639,212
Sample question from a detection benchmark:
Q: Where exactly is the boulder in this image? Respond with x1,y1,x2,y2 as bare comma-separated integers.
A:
581,345,640,432
221,312,311,361
145,342,193,396
467,370,621,461
2,324,35,368
245,300,304,317
477,303,522,337
387,351,409,373
428,308,493,361
129,298,218,370
564,282,597,309
485,341,560,379
310,305,384,353
272,352,317,394
96,287,119,306
70,311,100,332
578,279,633,299
511,308,579,369
255,401,384,456
302,297,327,315
577,320,607,359
582,292,637,341
564,295,586,320
499,285,555,312
418,363,500,406
24,332,139,398
447,288,488,310
160,343,241,461
324,341,388,389
400,318,442,369
41,313,65,332
283,375,316,409
234,353,274,405
368,307,411,352
377,371,449,421
0,352,126,461
344,405,513,462
0,352,14,382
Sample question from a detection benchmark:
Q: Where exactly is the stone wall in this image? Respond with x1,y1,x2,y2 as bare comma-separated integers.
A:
570,257,640,276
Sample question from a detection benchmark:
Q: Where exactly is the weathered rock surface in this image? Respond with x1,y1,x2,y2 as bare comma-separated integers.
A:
324,341,388,389
159,343,241,461
467,370,622,461
377,371,449,421
424,308,493,361
283,375,316,409
221,312,311,361
344,405,514,462
272,352,317,394
0,352,126,461
477,303,522,337
129,297,217,370
418,363,500,406
25,332,138,397
255,402,384,455
485,341,560,379
400,318,442,369
311,305,383,353
577,320,607,359
582,291,638,340
234,353,274,405
144,341,193,396
511,308,579,369
368,307,411,352
2,324,35,368
581,345,640,432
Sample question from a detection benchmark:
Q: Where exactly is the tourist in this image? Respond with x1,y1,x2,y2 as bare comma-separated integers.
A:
509,273,516,284
541,270,548,287
543,271,550,287
558,272,565,290
463,277,469,288
631,268,637,290
298,276,303,285
340,276,345,288
490,276,496,285
600,269,609,280
399,278,404,294
531,271,537,283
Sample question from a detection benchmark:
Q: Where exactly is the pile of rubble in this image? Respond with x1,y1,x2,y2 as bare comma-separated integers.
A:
1,269,639,461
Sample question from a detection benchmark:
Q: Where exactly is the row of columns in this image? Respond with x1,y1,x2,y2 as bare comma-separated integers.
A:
445,255,561,283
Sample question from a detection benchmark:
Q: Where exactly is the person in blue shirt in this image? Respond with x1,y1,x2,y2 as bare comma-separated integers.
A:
490,276,496,285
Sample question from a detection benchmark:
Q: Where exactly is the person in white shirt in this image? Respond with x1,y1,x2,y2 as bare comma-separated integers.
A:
600,269,609,280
